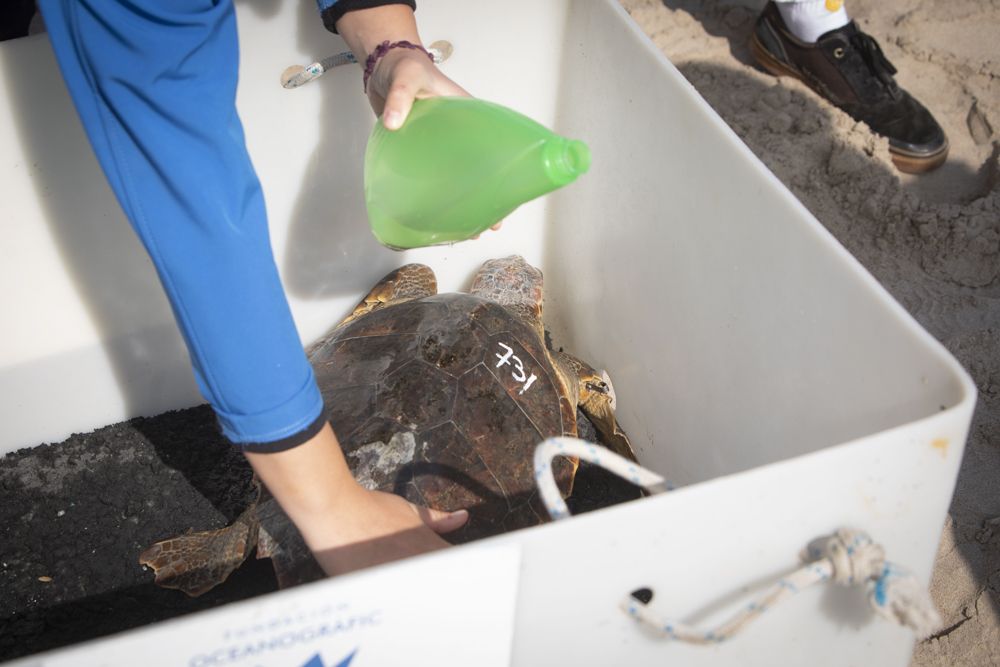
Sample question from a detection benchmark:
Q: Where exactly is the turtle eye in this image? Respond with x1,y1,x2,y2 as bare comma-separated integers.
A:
586,380,609,394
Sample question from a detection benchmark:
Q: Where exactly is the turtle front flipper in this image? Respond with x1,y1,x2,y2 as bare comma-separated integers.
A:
557,350,638,462
139,503,261,598
336,263,437,329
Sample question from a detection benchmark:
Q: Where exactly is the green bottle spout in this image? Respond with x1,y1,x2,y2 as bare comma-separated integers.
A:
545,138,591,187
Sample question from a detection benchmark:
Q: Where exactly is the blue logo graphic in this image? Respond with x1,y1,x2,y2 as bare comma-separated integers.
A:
301,649,357,667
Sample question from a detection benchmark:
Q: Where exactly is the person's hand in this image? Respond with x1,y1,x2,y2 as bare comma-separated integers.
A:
245,423,469,577
335,6,499,234
335,5,469,131
365,47,469,130
308,482,468,576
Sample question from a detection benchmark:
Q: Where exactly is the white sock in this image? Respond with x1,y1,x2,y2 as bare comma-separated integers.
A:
775,0,850,43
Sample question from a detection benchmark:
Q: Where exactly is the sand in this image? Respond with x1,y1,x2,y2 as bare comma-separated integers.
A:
619,1,999,664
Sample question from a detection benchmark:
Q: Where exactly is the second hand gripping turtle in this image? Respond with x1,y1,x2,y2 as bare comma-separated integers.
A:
140,256,637,596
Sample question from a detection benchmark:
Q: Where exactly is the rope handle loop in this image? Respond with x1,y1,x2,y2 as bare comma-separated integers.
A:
533,436,671,520
533,437,942,642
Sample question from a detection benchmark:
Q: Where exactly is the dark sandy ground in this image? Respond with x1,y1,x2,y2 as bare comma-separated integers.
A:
0,407,273,661
0,405,638,662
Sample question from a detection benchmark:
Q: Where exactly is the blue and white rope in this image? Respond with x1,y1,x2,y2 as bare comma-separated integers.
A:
281,40,453,89
533,437,942,642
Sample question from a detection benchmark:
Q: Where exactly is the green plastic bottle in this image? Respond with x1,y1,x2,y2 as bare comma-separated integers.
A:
364,97,591,249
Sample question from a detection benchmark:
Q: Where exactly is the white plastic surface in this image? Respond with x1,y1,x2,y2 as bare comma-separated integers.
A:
0,1,975,665
3,543,522,667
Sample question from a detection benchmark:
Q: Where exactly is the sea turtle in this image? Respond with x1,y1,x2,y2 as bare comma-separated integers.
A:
140,255,636,596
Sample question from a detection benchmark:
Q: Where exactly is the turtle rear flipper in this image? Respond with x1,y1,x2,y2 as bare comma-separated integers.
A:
139,506,260,597
557,350,638,462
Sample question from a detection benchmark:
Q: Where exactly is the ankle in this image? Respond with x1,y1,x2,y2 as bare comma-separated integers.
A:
776,0,850,43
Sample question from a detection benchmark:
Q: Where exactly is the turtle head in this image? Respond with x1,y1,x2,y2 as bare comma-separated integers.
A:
469,256,544,317
578,372,636,462
557,350,637,463
578,368,617,416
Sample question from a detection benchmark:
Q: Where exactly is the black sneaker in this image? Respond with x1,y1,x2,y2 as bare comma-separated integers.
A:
750,1,948,173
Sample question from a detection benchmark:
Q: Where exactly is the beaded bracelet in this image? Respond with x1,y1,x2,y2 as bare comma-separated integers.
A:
362,40,433,92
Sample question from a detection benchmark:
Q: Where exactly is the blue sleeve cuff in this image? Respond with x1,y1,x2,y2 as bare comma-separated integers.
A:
316,0,416,34
217,371,328,452
233,409,328,454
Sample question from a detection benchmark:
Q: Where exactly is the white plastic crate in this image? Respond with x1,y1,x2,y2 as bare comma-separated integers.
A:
0,1,974,665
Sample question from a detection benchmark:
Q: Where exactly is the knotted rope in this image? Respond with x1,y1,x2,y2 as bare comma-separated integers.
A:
533,437,941,643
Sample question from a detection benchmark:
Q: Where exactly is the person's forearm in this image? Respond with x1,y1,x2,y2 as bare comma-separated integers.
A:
335,5,422,63
244,423,359,549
